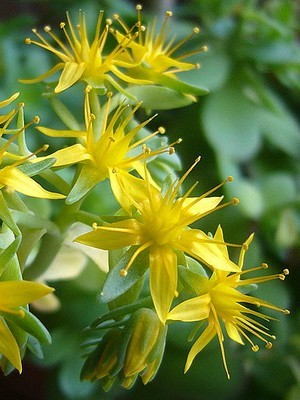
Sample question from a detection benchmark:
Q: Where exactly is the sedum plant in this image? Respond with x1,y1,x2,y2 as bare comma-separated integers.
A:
0,2,294,399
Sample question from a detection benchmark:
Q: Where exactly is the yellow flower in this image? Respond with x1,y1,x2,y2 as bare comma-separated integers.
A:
112,5,207,94
168,225,290,379
0,280,53,372
0,98,65,199
75,159,239,323
20,10,148,93
37,87,176,204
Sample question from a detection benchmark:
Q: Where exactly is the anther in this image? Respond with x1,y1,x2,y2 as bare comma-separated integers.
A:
85,85,92,93
60,22,66,29
32,28,37,33
193,27,200,34
265,342,272,350
284,310,290,315
106,18,112,26
136,4,143,11
158,126,165,134
111,167,119,173
195,63,201,69
201,45,209,52
252,345,259,352
140,25,146,32
41,144,49,151
166,11,173,17
25,38,31,44
261,263,268,269
92,223,98,230
174,290,179,297
227,176,234,182
283,268,289,275
18,102,25,107
120,269,128,277
33,116,40,124
195,156,201,163
109,136,116,143
168,147,175,155
279,274,285,281
176,138,183,144
232,197,239,205
44,26,51,32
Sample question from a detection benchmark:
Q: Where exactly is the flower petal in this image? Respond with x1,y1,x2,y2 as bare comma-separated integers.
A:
0,318,22,372
185,322,216,373
55,62,86,93
177,230,239,272
0,281,53,309
149,246,177,323
75,219,144,250
0,167,65,199
168,294,210,322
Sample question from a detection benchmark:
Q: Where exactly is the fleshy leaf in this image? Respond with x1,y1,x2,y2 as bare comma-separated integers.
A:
99,246,149,303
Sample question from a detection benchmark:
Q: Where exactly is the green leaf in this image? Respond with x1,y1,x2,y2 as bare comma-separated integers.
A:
99,246,149,303
3,308,52,344
127,85,196,110
260,172,297,211
0,236,21,278
18,158,57,177
178,265,208,295
202,82,262,161
233,179,264,219
0,191,21,235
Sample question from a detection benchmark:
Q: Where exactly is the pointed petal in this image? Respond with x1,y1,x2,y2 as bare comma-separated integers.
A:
177,230,239,272
37,126,86,138
185,322,216,373
19,63,64,84
55,62,85,93
0,167,65,199
75,219,144,250
46,144,91,167
0,281,53,309
0,93,19,108
225,321,244,345
0,318,22,372
180,197,223,220
168,294,210,322
149,246,177,323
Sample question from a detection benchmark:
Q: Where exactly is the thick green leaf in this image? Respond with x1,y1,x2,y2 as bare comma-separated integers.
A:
202,82,262,161
127,85,196,110
99,246,149,303
0,236,21,278
18,158,57,177
3,308,52,344
178,265,208,295
0,191,20,235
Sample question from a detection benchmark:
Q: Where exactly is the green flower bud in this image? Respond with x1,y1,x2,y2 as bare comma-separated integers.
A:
81,328,122,382
119,308,167,379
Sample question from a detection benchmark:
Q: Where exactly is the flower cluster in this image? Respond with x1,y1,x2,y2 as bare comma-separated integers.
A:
0,3,289,392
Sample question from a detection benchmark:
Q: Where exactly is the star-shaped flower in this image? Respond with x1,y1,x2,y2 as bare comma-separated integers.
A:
75,160,239,323
168,225,290,378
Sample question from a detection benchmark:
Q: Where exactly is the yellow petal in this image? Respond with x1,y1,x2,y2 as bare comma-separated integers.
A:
168,294,210,322
181,197,223,219
55,62,85,93
0,318,22,372
75,219,144,250
224,321,244,345
178,230,239,272
46,144,91,167
0,167,65,199
0,92,19,108
149,246,177,324
185,322,216,373
37,127,86,138
0,281,54,309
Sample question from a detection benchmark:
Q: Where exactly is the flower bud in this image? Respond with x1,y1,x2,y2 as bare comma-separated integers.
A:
119,308,167,379
81,328,122,382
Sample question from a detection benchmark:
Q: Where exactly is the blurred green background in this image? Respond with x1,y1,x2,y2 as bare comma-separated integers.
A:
0,0,299,399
